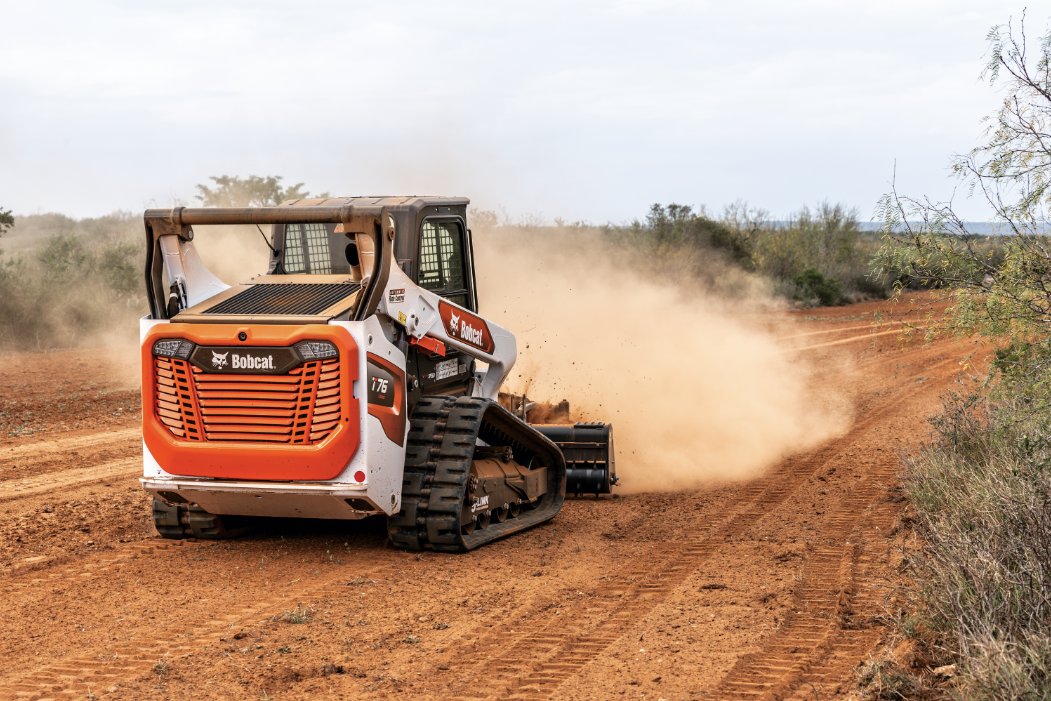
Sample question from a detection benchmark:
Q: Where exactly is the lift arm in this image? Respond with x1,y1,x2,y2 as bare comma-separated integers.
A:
379,264,517,401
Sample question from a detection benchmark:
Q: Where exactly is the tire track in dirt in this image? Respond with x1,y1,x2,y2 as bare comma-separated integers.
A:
789,326,928,353
0,427,141,485
3,538,189,595
0,544,410,699
424,346,963,701
0,457,139,503
714,478,897,699
0,436,403,697
711,357,962,700
0,457,837,698
777,320,900,341
1,500,577,697
0,428,139,464
0,429,146,580
780,502,900,701
445,466,844,701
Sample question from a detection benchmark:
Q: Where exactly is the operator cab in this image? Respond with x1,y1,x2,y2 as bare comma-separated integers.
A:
271,197,479,405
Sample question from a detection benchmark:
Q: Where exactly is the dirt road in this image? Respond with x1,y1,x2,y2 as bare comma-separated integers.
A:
0,294,986,700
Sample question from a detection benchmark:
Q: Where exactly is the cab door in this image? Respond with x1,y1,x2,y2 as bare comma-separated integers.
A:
410,218,477,398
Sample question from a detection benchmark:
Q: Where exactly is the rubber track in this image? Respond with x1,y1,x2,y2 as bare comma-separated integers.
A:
388,396,566,552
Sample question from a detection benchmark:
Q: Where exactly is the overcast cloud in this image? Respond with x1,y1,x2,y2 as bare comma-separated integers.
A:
0,0,1042,221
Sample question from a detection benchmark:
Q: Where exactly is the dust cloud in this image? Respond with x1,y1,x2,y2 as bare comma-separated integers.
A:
475,227,852,493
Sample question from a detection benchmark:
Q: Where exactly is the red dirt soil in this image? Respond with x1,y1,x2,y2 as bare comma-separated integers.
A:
0,293,988,700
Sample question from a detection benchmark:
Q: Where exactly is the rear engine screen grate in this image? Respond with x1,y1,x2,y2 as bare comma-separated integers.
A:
154,356,342,444
201,283,358,316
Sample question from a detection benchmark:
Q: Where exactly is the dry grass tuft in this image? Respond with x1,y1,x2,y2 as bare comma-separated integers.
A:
900,366,1051,699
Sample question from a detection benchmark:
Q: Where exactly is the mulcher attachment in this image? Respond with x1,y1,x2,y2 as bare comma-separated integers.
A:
152,497,249,539
534,422,617,496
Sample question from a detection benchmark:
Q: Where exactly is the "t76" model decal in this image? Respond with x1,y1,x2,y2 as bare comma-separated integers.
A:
366,353,406,447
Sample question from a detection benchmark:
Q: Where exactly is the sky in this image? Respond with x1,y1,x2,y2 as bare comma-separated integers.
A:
0,0,1045,223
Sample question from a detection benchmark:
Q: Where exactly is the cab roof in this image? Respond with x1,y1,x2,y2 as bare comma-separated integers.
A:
283,196,470,215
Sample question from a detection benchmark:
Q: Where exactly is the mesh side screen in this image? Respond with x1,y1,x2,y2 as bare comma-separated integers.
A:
419,222,442,290
285,224,306,273
304,223,332,274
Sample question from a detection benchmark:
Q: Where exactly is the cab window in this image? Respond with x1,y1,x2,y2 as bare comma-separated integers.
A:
418,221,469,307
283,223,335,274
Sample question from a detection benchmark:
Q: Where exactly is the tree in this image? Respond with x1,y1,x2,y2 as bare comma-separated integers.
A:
195,175,311,208
878,13,1051,340
744,201,864,302
637,203,753,265
0,207,13,238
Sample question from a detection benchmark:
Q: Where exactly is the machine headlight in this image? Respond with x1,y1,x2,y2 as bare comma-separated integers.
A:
152,338,194,359
295,340,339,360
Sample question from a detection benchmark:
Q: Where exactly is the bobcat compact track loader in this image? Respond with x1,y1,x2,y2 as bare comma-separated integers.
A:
140,197,616,551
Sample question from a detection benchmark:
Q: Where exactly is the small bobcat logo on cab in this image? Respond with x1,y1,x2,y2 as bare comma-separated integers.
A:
448,312,460,335
211,351,229,369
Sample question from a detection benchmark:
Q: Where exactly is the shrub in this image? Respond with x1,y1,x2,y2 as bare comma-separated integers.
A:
0,207,12,237
275,603,314,624
0,229,142,348
904,364,1051,699
792,267,843,306
630,201,890,306
877,15,1051,697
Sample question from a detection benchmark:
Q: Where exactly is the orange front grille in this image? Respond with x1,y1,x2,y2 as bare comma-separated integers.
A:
154,356,341,444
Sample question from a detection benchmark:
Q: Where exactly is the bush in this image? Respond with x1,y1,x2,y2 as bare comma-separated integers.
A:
631,203,753,267
628,201,890,306
876,16,1051,697
792,267,843,306
0,225,142,349
904,362,1051,699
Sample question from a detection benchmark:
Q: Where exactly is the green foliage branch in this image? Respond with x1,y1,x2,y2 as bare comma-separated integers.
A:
0,207,13,238
877,12,1051,344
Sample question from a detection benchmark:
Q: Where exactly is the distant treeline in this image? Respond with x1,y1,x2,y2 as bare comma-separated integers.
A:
615,201,893,305
833,221,1017,235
